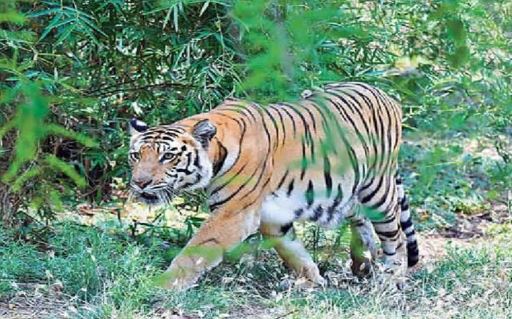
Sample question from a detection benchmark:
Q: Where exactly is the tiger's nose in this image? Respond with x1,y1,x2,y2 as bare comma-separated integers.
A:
133,178,152,190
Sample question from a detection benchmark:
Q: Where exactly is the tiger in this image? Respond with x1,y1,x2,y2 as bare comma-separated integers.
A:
128,82,419,290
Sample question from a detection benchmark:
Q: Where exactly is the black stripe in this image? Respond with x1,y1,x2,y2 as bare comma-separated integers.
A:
300,136,308,180
280,223,293,235
327,184,343,222
401,218,413,230
324,91,372,175
210,107,262,205
338,89,380,175
209,165,259,211
287,179,295,196
262,106,280,151
210,104,272,208
209,113,247,190
360,175,385,204
370,217,395,225
407,241,419,267
193,149,202,170
299,103,317,164
304,99,339,158
369,178,392,210
374,90,394,171
353,220,365,227
321,96,361,193
175,167,193,174
226,103,258,122
354,83,400,153
324,90,372,144
158,135,176,141
196,238,220,246
279,106,297,137
405,229,416,236
345,88,386,173
400,197,410,211
268,104,287,146
306,181,314,208
212,142,227,176
210,111,247,135
323,154,332,197
375,229,400,238
276,170,289,190
311,205,324,221
239,176,273,211
222,105,273,210
211,164,248,195
281,103,314,161
298,101,318,132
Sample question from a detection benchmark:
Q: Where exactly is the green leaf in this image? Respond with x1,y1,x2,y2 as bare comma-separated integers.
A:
45,155,87,188
0,11,27,25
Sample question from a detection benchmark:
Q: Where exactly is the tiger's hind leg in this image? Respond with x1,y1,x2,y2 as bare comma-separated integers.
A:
358,175,407,276
260,223,325,286
349,216,377,277
396,175,420,267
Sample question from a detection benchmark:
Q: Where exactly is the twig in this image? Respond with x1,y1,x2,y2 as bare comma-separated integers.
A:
83,81,192,97
85,78,139,95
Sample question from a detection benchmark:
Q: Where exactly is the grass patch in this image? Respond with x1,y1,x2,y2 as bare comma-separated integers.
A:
400,134,510,230
2,221,512,318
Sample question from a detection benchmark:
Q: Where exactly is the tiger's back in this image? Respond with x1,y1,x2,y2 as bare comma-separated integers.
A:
201,82,401,224
258,82,402,229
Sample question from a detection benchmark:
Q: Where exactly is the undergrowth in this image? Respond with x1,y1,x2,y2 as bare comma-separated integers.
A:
1,221,511,318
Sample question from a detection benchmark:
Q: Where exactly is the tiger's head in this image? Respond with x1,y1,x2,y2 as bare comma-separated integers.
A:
128,118,216,205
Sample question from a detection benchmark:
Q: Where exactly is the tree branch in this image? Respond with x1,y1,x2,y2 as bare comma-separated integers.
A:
83,81,193,97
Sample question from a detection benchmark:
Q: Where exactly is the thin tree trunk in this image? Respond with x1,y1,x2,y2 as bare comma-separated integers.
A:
0,183,18,227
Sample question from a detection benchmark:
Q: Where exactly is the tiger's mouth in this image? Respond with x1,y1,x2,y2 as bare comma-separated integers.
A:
132,189,176,205
138,192,161,205
140,192,158,201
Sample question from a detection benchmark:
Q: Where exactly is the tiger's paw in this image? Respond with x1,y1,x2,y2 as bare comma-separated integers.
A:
152,264,200,291
301,262,326,287
378,257,407,290
350,253,373,278
294,275,326,290
280,263,326,290
295,263,327,288
279,274,326,290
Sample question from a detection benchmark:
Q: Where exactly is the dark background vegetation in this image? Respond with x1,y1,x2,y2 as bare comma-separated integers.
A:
0,0,511,318
1,0,510,224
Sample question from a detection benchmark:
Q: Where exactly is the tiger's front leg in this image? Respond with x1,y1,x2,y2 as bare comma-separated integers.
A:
260,223,325,286
157,205,260,290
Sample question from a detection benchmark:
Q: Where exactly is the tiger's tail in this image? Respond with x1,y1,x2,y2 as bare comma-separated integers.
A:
396,175,419,267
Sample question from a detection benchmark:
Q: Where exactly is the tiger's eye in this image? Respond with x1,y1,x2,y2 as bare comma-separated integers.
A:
162,152,175,161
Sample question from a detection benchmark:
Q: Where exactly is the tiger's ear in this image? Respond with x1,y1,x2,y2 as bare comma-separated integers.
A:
192,119,216,149
129,118,148,136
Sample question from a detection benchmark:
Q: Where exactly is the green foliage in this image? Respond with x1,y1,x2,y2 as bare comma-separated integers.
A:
1,0,240,220
0,0,510,233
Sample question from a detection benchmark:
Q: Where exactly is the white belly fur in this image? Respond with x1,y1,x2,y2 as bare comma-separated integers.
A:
260,189,357,228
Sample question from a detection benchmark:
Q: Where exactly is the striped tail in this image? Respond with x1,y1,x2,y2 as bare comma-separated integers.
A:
396,175,419,267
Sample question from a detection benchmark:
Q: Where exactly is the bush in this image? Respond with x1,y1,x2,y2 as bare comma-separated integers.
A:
0,0,510,225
